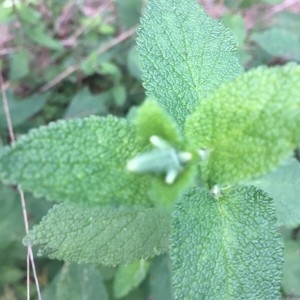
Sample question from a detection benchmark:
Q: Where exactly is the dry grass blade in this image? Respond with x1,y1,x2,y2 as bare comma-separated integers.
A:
0,72,42,300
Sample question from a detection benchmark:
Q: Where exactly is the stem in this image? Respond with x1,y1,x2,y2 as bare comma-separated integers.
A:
0,72,42,300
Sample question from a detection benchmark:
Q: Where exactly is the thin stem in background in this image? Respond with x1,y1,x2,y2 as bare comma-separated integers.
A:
0,72,42,300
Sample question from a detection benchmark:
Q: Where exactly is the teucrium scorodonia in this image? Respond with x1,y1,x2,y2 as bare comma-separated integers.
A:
1,0,300,299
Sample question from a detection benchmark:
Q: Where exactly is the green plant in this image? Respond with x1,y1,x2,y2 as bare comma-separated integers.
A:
1,0,300,298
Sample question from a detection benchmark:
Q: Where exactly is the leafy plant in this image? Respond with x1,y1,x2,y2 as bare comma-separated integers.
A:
1,0,300,299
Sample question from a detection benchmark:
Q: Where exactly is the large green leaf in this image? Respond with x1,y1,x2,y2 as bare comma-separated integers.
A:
137,0,242,128
248,157,300,227
185,64,300,185
171,186,283,299
25,203,171,265
0,116,151,206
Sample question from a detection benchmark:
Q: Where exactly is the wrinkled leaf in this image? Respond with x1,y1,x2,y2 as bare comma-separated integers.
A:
185,64,300,185
137,0,242,128
171,186,283,299
26,203,171,265
0,116,151,206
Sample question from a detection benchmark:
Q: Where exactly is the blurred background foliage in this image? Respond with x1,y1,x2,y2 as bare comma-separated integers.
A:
0,0,300,299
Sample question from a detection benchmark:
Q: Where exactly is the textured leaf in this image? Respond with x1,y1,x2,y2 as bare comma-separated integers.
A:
42,263,108,300
248,157,300,227
185,64,300,185
171,186,283,299
113,260,150,298
0,116,151,206
25,203,171,265
137,0,242,128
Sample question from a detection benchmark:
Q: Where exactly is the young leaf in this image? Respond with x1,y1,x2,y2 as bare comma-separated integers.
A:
135,99,182,147
248,157,300,227
25,203,171,266
171,186,283,299
129,99,198,206
137,0,242,128
113,260,150,298
185,64,300,185
0,116,151,206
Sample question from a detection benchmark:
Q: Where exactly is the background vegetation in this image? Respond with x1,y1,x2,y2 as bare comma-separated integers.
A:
0,0,300,299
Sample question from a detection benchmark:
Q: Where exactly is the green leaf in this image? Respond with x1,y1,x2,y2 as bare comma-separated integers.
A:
135,99,182,147
9,49,30,81
137,0,242,128
185,64,300,185
0,116,151,206
131,99,198,206
64,87,109,119
42,263,108,300
113,260,150,298
0,91,50,128
222,13,246,47
115,0,142,29
127,46,142,80
112,84,127,107
171,186,283,299
252,27,300,61
149,255,174,300
281,231,300,296
0,183,23,250
248,157,300,227
0,7,13,24
26,203,171,265
25,25,63,50
273,12,300,37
